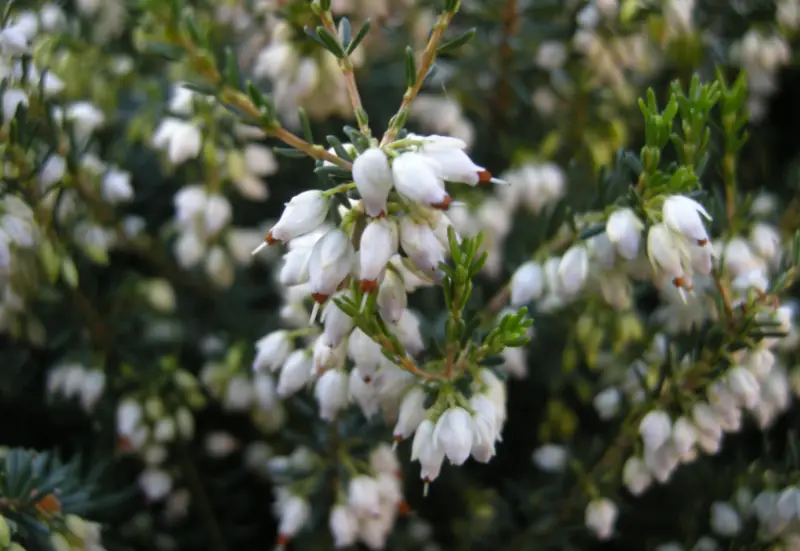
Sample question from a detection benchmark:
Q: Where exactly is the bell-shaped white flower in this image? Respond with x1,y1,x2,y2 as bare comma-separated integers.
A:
647,223,686,285
349,369,380,418
277,495,310,544
710,501,742,537
392,152,451,209
510,261,544,306
411,419,445,482
312,338,347,374
359,219,395,292
433,407,474,466
261,190,330,248
329,505,358,548
352,148,395,217
726,366,761,409
606,208,644,260
558,245,589,297
639,409,672,451
377,270,407,325
532,444,568,472
399,218,446,279
348,475,381,517
671,416,697,461
391,309,425,356
585,498,618,541
662,195,712,246
2,88,28,123
347,328,382,381
469,394,500,463
622,456,652,496
393,387,427,441
280,247,313,286
321,292,354,347
277,350,312,397
692,403,723,454
419,140,491,186
314,369,349,421
308,229,355,304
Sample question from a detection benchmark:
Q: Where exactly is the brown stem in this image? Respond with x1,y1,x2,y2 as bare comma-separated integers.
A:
492,0,519,121
379,9,459,146
318,10,371,137
377,335,442,381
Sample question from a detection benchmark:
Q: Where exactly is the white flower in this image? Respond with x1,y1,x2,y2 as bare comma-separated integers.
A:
205,432,239,458
622,456,652,496
510,261,545,306
647,223,686,283
639,409,672,451
352,148,395,217
377,270,407,325
662,195,712,246
585,498,618,540
411,419,445,483
750,223,782,264
39,155,67,187
393,387,427,441
321,293,355,347
418,136,489,186
399,218,446,279
2,88,28,123
277,495,310,543
391,309,425,356
308,229,356,303
0,25,29,55
558,245,589,297
203,194,232,236
277,350,312,397
253,330,293,372
532,444,568,472
359,219,395,291
329,505,358,548
348,328,382,380
593,388,621,420
692,403,723,454
392,152,450,209
710,501,742,537
138,468,173,501
726,366,761,409
348,475,381,517
470,394,500,462
606,208,643,260
433,407,474,465
116,399,143,436
314,369,349,421
671,416,697,461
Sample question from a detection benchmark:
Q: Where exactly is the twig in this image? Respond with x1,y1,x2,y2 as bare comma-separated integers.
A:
172,29,353,170
178,443,228,551
376,335,442,381
317,9,371,137
379,8,460,146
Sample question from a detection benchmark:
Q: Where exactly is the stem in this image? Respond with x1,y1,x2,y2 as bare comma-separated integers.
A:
172,28,353,170
722,152,736,222
379,8,459,146
178,443,228,551
375,335,442,381
318,9,371,137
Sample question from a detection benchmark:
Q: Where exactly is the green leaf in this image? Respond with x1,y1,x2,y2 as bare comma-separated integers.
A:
436,28,476,55
138,43,184,61
346,19,371,55
274,147,308,158
338,17,352,48
223,47,240,87
315,27,346,58
298,108,314,143
180,81,219,97
404,46,417,88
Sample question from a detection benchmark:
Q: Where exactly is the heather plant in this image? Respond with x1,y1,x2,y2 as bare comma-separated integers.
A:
2,1,800,551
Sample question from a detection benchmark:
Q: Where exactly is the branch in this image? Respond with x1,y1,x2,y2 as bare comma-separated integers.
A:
317,9,371,137
379,7,460,146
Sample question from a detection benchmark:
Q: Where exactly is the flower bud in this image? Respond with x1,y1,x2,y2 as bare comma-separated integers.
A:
392,152,451,209
359,219,395,292
671,416,697,461
662,195,712,246
510,261,544,306
750,222,781,264
261,190,330,248
352,148,395,217
314,369,349,421
277,495,310,544
593,387,621,420
692,403,723,454
308,229,355,303
391,309,425,356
